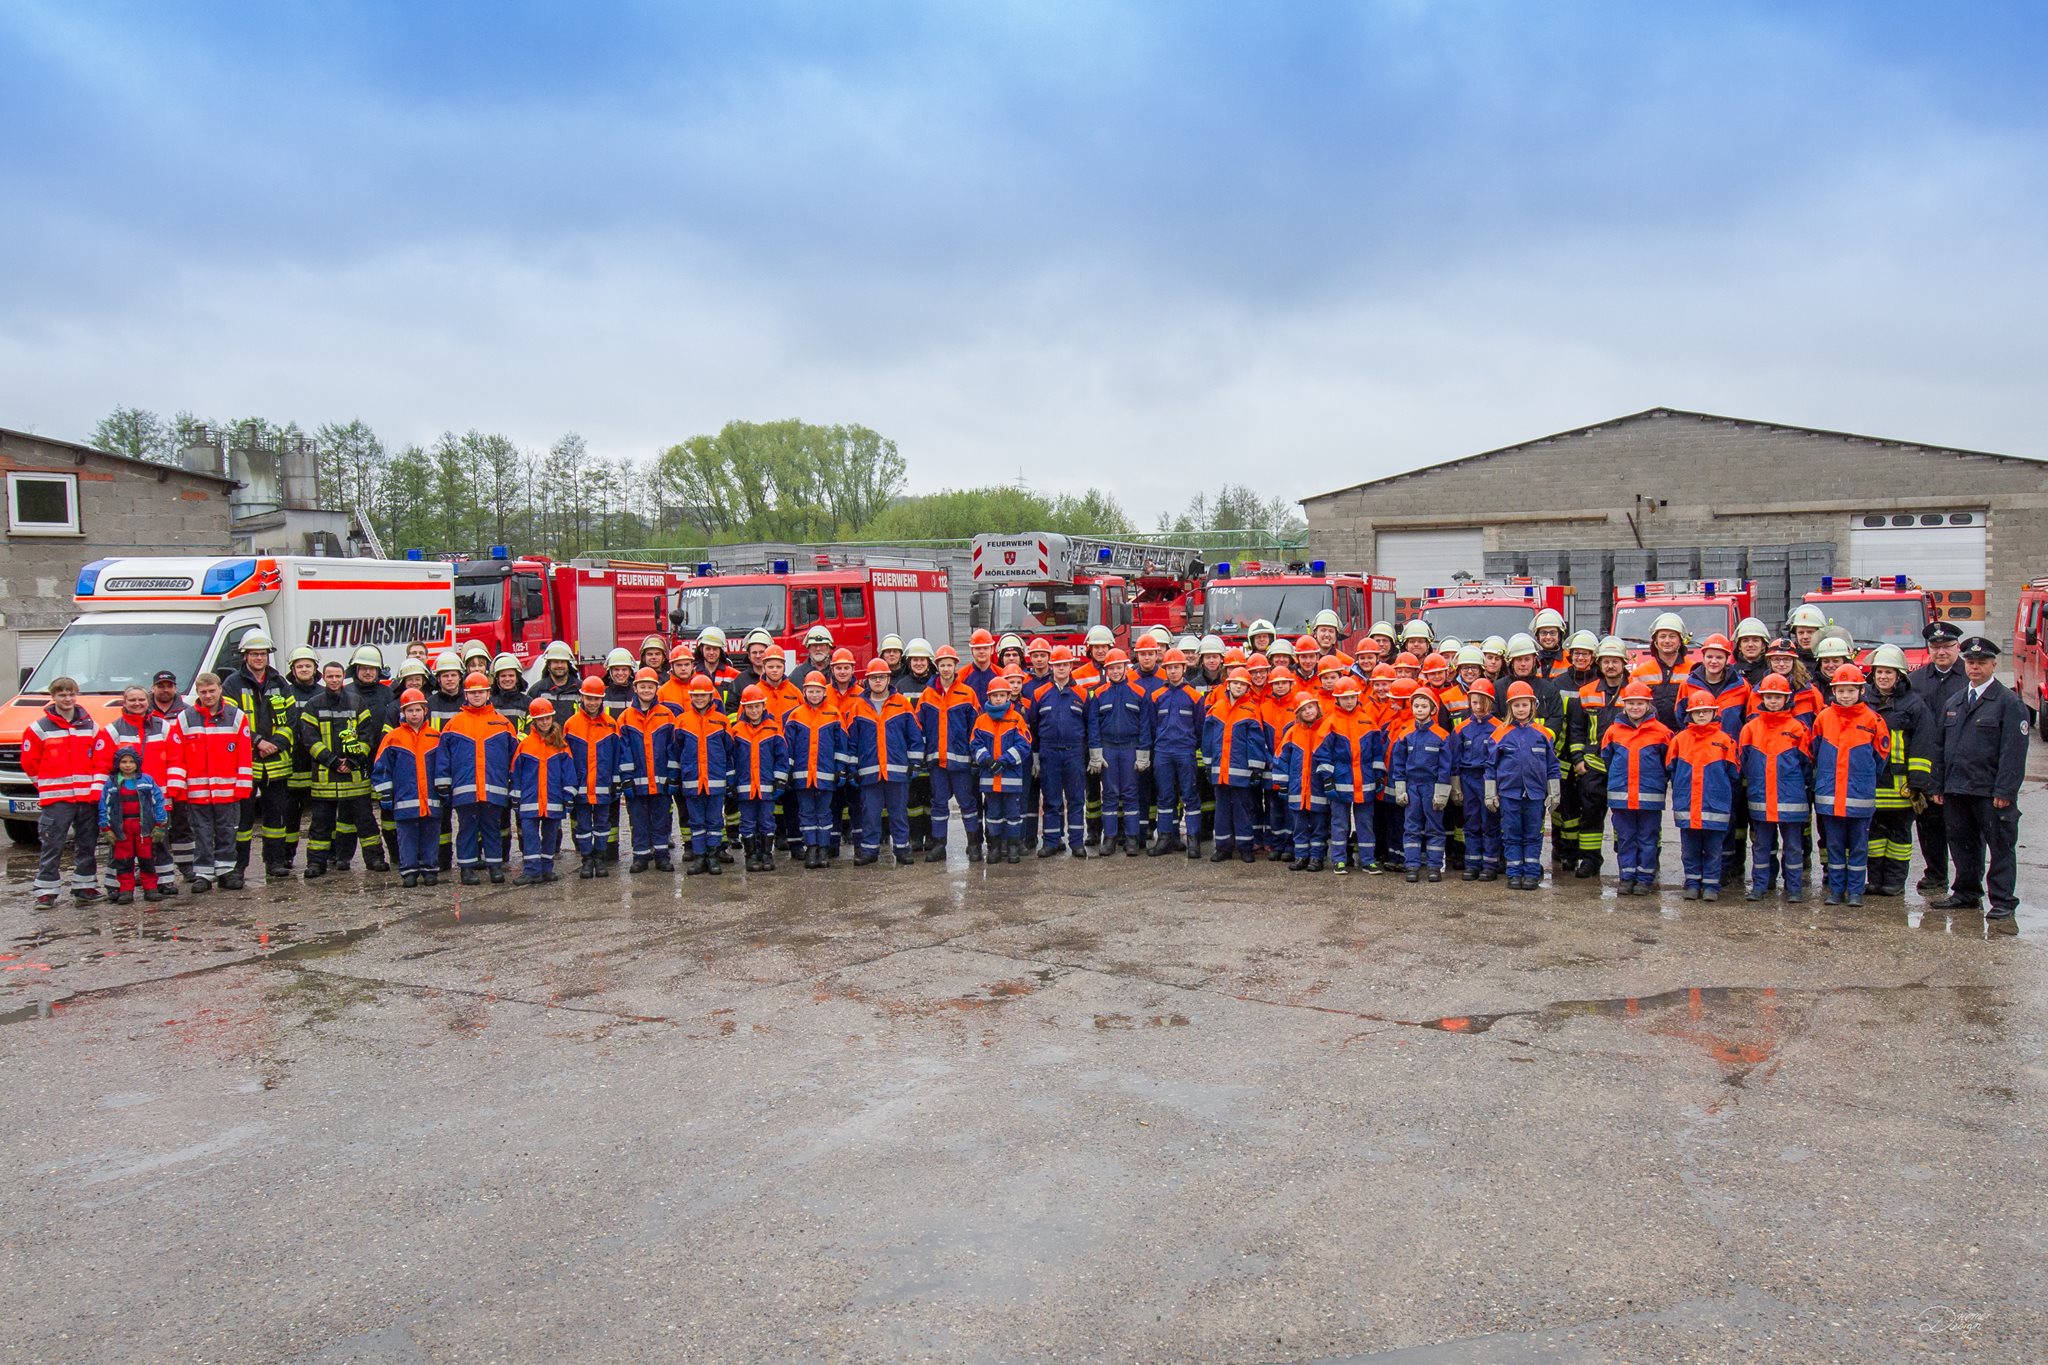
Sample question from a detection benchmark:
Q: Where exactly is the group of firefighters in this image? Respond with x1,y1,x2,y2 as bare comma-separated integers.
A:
19,603,2028,920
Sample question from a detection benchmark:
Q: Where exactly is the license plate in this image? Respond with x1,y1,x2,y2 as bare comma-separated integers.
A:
7,798,39,815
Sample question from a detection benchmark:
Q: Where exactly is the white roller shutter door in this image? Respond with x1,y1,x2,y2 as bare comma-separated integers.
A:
1375,528,1484,594
15,630,59,687
1848,511,1986,623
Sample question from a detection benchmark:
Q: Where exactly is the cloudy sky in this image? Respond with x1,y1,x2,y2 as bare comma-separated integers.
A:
2,1,2043,522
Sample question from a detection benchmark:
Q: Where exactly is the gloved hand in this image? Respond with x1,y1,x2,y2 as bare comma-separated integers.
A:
1394,782,1408,807
1447,776,1462,806
1910,791,1928,815
1002,748,1022,770
1088,748,1105,776
978,752,995,772
1547,779,1561,814
1484,780,1500,814
1135,751,1151,773
1573,760,1588,778
1031,756,1041,778
1431,785,1448,812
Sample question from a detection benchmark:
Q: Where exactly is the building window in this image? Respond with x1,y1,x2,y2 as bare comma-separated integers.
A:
6,472,81,536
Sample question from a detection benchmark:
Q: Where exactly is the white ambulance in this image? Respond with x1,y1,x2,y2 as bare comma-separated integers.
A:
2,556,455,841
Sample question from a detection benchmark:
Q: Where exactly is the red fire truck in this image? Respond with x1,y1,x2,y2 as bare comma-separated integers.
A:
1610,580,1755,649
667,555,952,667
969,534,1204,652
1415,578,1575,642
1202,560,1396,656
2016,576,2047,731
452,551,683,673
1802,574,1939,668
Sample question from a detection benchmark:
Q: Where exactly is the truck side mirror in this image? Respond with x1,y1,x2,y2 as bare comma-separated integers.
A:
17,666,29,689
2027,625,2039,647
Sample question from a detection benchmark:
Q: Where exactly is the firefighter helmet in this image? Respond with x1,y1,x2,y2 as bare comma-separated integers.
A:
1504,633,1538,661
690,674,718,694
641,634,667,656
543,640,574,664
604,647,634,670
1757,673,1793,697
1312,608,1342,631
804,626,833,647
1176,635,1200,655
1482,635,1507,657
1595,635,1628,661
580,676,606,698
1869,644,1909,673
1565,630,1598,655
239,631,275,654
1687,690,1720,716
395,659,427,680
865,658,891,678
1619,681,1653,701
1698,633,1733,656
1788,603,1829,632
1532,608,1567,633
1198,634,1225,657
1161,648,1187,667
1085,625,1115,648
697,626,727,649
744,628,774,649
433,648,462,673
527,697,556,718
633,667,658,684
997,633,1025,656
1732,617,1770,644
1368,620,1396,641
878,633,905,655
1401,620,1432,642
299,646,330,667
398,688,427,708
463,671,491,691
1505,681,1536,703
1814,634,1854,661
1831,664,1867,688
1027,637,1052,657
1467,677,1495,701
740,684,767,706
830,647,855,666
1266,638,1294,659
906,638,934,661
934,644,960,663
492,653,520,675
1454,644,1485,668
1649,612,1686,638
1247,618,1276,640
350,645,383,670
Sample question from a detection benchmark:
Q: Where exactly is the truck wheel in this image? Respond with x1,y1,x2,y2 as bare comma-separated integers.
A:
4,818,37,846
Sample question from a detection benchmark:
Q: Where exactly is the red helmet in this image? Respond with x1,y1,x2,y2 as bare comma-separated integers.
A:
865,658,891,678
398,688,427,708
463,671,491,691
934,644,961,663
1049,645,1074,665
1505,680,1535,702
1224,647,1248,669
1687,689,1720,713
1620,681,1654,701
1295,634,1318,652
1699,633,1733,655
1105,649,1129,666
800,672,828,691
1421,652,1449,675
1316,656,1343,676
1027,637,1052,656
1369,662,1396,681
969,628,995,649
1390,678,1420,703
527,697,556,717
1467,678,1495,700
740,684,768,706
1246,652,1270,671
830,647,855,666
633,667,659,684
1757,674,1793,696
1224,666,1250,684
1831,664,1867,688
689,674,717,694
1161,648,1188,667
579,676,606,698
1329,674,1362,696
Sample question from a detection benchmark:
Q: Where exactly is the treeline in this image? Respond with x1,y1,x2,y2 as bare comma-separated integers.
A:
85,408,1140,558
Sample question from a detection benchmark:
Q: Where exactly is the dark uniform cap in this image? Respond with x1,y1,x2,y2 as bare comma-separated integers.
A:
152,669,179,684
1923,621,1963,644
1959,635,1999,659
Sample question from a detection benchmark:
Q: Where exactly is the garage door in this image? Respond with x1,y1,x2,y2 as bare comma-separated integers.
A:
15,630,59,689
1848,511,1987,623
1377,529,1483,617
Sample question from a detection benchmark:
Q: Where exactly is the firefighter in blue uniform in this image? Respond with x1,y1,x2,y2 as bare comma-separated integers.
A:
1926,636,2027,923
1907,620,1967,893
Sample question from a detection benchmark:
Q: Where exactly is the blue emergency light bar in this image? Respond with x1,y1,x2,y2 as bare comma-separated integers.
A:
1426,586,1443,598
1634,583,1646,598
695,562,714,577
1894,574,1908,591
489,545,509,559
1097,547,1113,563
1310,560,1326,574
1216,562,1231,578
201,558,257,596
75,558,113,596
1821,575,1834,591
1523,585,1535,598
771,559,791,575
405,548,424,561
1703,581,1717,595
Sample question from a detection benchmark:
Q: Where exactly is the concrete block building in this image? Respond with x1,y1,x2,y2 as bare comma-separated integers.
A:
1300,408,2048,642
0,428,235,685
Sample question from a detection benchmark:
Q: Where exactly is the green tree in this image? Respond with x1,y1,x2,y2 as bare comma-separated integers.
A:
90,406,168,463
315,419,387,517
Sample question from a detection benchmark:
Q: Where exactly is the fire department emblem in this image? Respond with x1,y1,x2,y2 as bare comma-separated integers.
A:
1004,551,1017,566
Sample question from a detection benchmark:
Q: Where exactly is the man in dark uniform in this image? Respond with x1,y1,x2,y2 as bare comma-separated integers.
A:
1908,621,1968,892
1928,637,2028,922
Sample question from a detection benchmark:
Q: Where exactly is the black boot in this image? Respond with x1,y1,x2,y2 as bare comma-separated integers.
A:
461,867,481,885
1210,846,1232,863
1006,839,1021,864
924,845,947,863
579,858,596,879
488,865,505,883
853,850,879,867
686,853,708,875
303,861,326,880
966,840,983,863
1147,835,1174,856
1188,840,1203,860
1125,839,1142,857
706,850,722,875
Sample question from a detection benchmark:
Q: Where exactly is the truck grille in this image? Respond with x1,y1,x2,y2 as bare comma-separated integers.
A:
0,743,22,781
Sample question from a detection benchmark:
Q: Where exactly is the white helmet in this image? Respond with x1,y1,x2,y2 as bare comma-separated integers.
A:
604,647,634,670
1650,612,1687,638
1504,632,1538,661
1176,635,1201,655
1436,638,1462,657
804,625,833,646
240,631,275,654
1532,608,1567,633
1814,634,1854,661
1267,637,1295,658
1565,629,1598,654
461,640,491,662
543,640,574,664
879,633,905,654
1247,618,1276,640
349,645,383,670
1401,620,1433,642
434,649,464,674
1789,603,1829,632
1596,635,1629,661
744,628,775,649
1732,617,1770,644
289,645,320,667
1147,625,1175,646
997,633,1025,655
1199,634,1225,657
697,626,727,649
1369,620,1396,640
395,658,427,679
1482,635,1507,657
1869,643,1910,673
492,652,520,675
905,638,934,661
1312,608,1342,631
1085,625,1115,648
1454,644,1485,668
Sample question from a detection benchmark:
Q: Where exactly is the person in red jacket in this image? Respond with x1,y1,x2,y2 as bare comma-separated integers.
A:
24,676,103,907
172,672,256,892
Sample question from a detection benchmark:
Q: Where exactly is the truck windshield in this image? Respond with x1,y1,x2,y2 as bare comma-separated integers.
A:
1611,603,1736,649
24,621,217,694
454,576,505,626
1808,598,1927,650
671,584,788,634
972,585,1097,632
1205,584,1332,635
1418,603,1535,641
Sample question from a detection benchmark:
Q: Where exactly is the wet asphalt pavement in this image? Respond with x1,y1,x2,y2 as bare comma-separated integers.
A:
5,766,2047,1362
